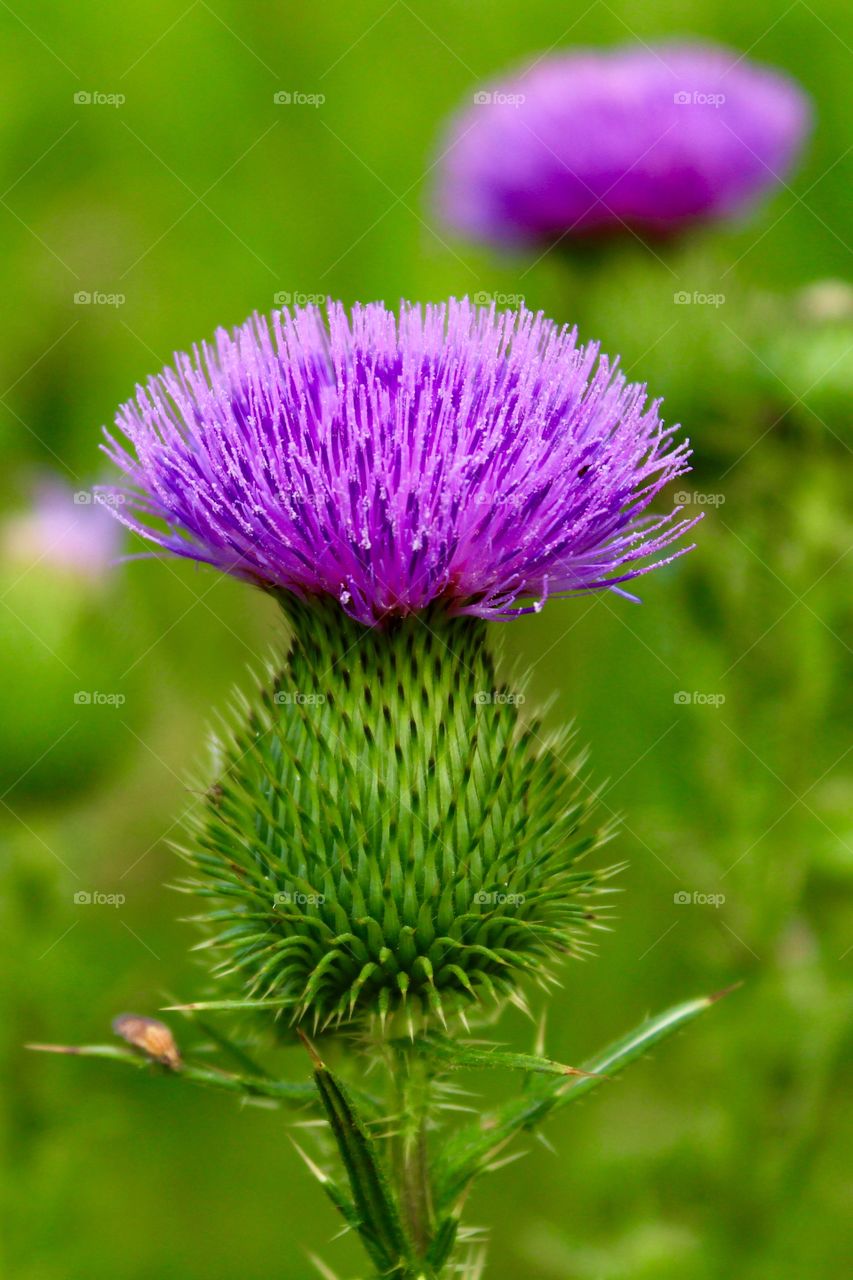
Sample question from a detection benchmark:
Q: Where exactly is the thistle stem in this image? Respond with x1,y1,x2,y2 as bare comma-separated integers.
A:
393,1046,436,1267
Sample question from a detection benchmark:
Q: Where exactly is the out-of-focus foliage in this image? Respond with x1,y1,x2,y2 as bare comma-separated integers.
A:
1,2,850,1278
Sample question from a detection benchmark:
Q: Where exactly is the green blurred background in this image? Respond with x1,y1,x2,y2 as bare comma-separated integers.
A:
1,2,851,1277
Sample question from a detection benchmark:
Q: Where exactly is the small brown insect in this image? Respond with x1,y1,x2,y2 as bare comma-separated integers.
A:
112,1014,182,1070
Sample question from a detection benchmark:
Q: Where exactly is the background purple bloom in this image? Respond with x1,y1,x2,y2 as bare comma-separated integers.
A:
436,42,811,247
102,299,698,625
3,478,121,582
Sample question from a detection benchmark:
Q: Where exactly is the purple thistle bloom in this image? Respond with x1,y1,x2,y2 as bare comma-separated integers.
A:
101,299,698,626
3,477,121,582
436,42,811,247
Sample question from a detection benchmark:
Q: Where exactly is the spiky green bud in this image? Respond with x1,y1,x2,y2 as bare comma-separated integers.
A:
181,598,616,1032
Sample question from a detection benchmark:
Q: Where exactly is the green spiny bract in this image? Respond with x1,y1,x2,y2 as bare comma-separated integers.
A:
179,597,617,1033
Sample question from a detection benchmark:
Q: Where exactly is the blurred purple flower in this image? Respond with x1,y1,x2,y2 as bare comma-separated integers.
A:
436,42,811,247
3,478,121,581
101,299,698,625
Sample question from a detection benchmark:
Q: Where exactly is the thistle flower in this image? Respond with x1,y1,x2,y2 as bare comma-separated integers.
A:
435,43,811,247
101,299,697,1034
40,286,714,1276
101,299,697,626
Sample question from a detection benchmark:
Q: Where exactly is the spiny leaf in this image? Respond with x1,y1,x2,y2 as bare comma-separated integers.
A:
28,1039,387,1121
291,1140,371,1249
409,1033,604,1078
27,1042,319,1108
425,1213,461,1272
162,998,297,1013
305,1035,414,1276
434,988,733,1213
171,1008,272,1078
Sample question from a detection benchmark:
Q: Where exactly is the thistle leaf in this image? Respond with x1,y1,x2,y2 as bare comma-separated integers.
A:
425,1213,461,1271
434,989,731,1212
307,1038,414,1276
291,1139,368,1244
27,1042,319,1108
173,1012,272,1079
162,998,297,1012
408,1034,602,1078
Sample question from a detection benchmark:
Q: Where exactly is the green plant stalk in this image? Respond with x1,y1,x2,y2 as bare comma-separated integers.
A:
30,990,726,1276
394,1046,435,1259
31,593,731,1276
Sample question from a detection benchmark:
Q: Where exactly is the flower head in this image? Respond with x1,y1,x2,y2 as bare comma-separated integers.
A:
3,477,121,583
436,43,811,247
102,298,697,626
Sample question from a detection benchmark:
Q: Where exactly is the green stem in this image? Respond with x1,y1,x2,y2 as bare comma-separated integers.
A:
393,1046,436,1271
